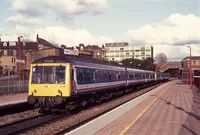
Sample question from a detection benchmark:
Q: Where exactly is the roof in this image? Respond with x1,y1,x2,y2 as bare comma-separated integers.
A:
126,68,146,73
85,45,101,50
32,56,125,70
182,56,200,61
0,41,38,50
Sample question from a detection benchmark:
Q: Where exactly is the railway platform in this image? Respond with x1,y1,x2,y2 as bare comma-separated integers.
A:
0,93,27,108
66,80,200,135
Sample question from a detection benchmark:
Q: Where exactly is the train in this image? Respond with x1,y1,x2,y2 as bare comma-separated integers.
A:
27,56,170,111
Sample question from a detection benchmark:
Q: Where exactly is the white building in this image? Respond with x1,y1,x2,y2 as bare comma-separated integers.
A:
105,42,153,62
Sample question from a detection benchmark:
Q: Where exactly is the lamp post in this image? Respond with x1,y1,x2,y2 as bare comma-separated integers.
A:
17,36,23,93
186,46,192,89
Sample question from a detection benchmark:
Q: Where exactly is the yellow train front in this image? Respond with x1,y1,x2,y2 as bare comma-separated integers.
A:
27,57,73,110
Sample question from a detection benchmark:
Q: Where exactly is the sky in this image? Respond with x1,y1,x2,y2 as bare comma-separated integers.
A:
0,0,200,61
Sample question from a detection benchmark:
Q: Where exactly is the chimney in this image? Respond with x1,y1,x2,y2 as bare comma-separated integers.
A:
79,43,84,50
36,34,39,42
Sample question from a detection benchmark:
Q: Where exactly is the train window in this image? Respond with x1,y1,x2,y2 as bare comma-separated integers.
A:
95,69,100,81
31,66,66,84
55,66,65,84
135,73,140,80
118,71,121,80
76,68,83,83
32,66,42,84
84,68,91,82
108,71,112,80
78,73,83,82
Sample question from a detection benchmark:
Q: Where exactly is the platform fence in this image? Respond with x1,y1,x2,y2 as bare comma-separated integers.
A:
0,76,28,95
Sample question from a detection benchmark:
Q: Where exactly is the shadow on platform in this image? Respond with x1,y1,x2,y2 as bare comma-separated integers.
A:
151,88,200,135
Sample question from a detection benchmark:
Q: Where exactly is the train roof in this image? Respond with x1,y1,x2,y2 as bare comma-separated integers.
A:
32,56,125,70
145,70,155,73
126,68,146,73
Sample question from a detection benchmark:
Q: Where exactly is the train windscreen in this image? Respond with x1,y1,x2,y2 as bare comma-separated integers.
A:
31,66,65,84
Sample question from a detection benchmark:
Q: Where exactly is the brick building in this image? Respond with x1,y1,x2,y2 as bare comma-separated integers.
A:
85,44,106,60
181,56,200,77
61,43,105,60
0,38,37,75
0,35,105,77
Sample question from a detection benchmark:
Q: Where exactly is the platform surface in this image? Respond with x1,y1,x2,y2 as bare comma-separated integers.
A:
0,93,27,107
66,80,200,135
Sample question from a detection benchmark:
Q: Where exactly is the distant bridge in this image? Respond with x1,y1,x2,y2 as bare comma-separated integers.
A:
159,62,181,77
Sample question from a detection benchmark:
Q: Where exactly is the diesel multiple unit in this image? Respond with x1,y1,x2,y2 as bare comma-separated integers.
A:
27,56,169,111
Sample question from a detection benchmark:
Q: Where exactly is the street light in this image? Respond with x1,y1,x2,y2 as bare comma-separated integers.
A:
17,36,23,93
186,46,192,89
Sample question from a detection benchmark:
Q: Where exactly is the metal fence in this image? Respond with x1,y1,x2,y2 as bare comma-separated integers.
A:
0,76,28,95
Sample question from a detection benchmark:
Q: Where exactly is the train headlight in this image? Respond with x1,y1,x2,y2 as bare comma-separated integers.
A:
34,89,37,93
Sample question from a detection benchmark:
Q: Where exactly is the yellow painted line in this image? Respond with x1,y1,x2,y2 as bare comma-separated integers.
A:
119,88,169,135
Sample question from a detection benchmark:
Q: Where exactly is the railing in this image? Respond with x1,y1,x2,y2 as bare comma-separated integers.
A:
0,78,28,95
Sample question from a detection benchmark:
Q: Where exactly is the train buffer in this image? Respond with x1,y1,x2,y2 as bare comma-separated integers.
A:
66,80,200,135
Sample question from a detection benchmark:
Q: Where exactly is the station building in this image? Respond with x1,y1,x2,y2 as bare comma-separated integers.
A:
181,56,200,77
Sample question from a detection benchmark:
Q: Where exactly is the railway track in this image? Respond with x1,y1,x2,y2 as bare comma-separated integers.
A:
0,102,33,116
0,114,65,135
20,82,167,135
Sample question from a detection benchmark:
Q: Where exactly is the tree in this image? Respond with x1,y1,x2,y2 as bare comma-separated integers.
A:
155,53,167,64
120,58,155,71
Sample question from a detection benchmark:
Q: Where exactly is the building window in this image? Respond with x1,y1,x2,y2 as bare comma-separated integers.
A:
11,58,16,63
13,50,17,56
120,48,124,51
4,50,7,55
135,50,140,52
193,61,196,65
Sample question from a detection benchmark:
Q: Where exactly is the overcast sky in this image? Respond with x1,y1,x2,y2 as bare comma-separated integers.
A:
0,0,200,61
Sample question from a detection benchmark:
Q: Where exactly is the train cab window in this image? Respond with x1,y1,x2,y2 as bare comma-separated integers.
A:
55,66,65,84
31,66,65,84
43,66,54,83
32,66,42,84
